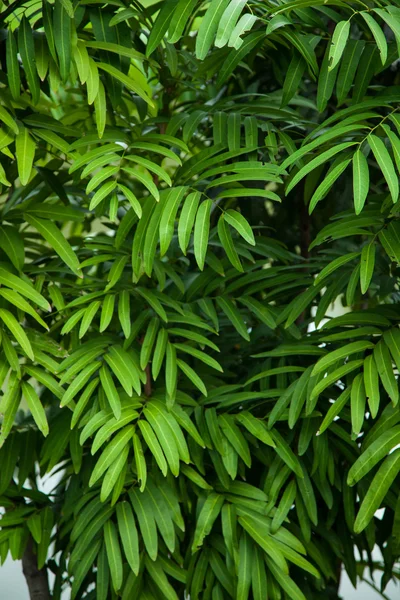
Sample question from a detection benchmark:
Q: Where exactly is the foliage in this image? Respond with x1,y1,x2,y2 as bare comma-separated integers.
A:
1,0,400,598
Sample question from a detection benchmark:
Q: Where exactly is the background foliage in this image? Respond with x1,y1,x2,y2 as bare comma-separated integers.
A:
1,0,400,598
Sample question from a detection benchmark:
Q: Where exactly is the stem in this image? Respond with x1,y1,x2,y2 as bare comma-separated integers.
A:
22,538,51,600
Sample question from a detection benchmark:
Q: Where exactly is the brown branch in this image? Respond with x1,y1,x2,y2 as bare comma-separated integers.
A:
22,537,51,600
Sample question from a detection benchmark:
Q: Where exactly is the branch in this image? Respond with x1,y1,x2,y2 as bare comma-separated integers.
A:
22,537,51,600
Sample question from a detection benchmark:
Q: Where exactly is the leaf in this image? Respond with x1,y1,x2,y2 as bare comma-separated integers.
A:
336,39,365,104
54,1,71,82
0,309,34,360
353,148,369,215
216,296,249,341
312,341,374,375
193,200,212,270
361,12,387,65
21,382,48,436
196,0,231,60
16,127,35,186
100,365,121,419
282,53,306,107
143,406,180,475
138,420,168,477
286,142,357,195
128,487,158,561
271,479,297,534
168,0,198,43
116,502,139,575
218,215,243,272
328,20,350,71
6,29,20,100
97,62,155,107
237,532,253,600
368,134,399,203
145,557,179,600
0,226,24,271
379,221,400,263
354,449,400,533
192,493,224,552
146,0,179,56
177,359,207,395
215,0,248,48
360,241,375,294
350,373,366,435
159,187,187,256
309,360,364,403
104,521,123,592
89,426,133,487
224,210,255,246
24,214,81,277
133,432,147,492
178,191,201,255
373,340,399,406
363,354,380,419
73,41,90,84
348,425,400,485
18,17,40,104
94,81,107,138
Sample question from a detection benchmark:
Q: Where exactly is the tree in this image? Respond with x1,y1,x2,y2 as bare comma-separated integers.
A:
1,0,400,598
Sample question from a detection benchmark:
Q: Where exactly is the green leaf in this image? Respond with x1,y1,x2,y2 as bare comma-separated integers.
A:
328,20,350,71
353,148,369,215
379,221,400,263
216,296,249,341
0,226,24,271
16,127,35,186
363,354,380,419
159,187,187,256
354,449,400,533
21,382,48,436
138,420,168,477
348,424,400,486
218,215,243,272
373,340,399,406
224,209,255,246
282,53,306,107
18,17,40,104
104,520,123,592
178,191,201,255
0,309,34,360
196,0,231,60
24,214,81,277
215,0,248,48
192,493,224,552
116,502,139,575
312,341,374,375
286,142,357,195
368,134,399,203
193,200,212,270
100,365,121,419
54,1,71,82
128,487,158,561
336,39,365,104
97,62,155,107
168,0,198,43
361,12,387,65
89,426,133,487
350,373,366,435
6,30,20,100
145,557,179,600
360,241,375,294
